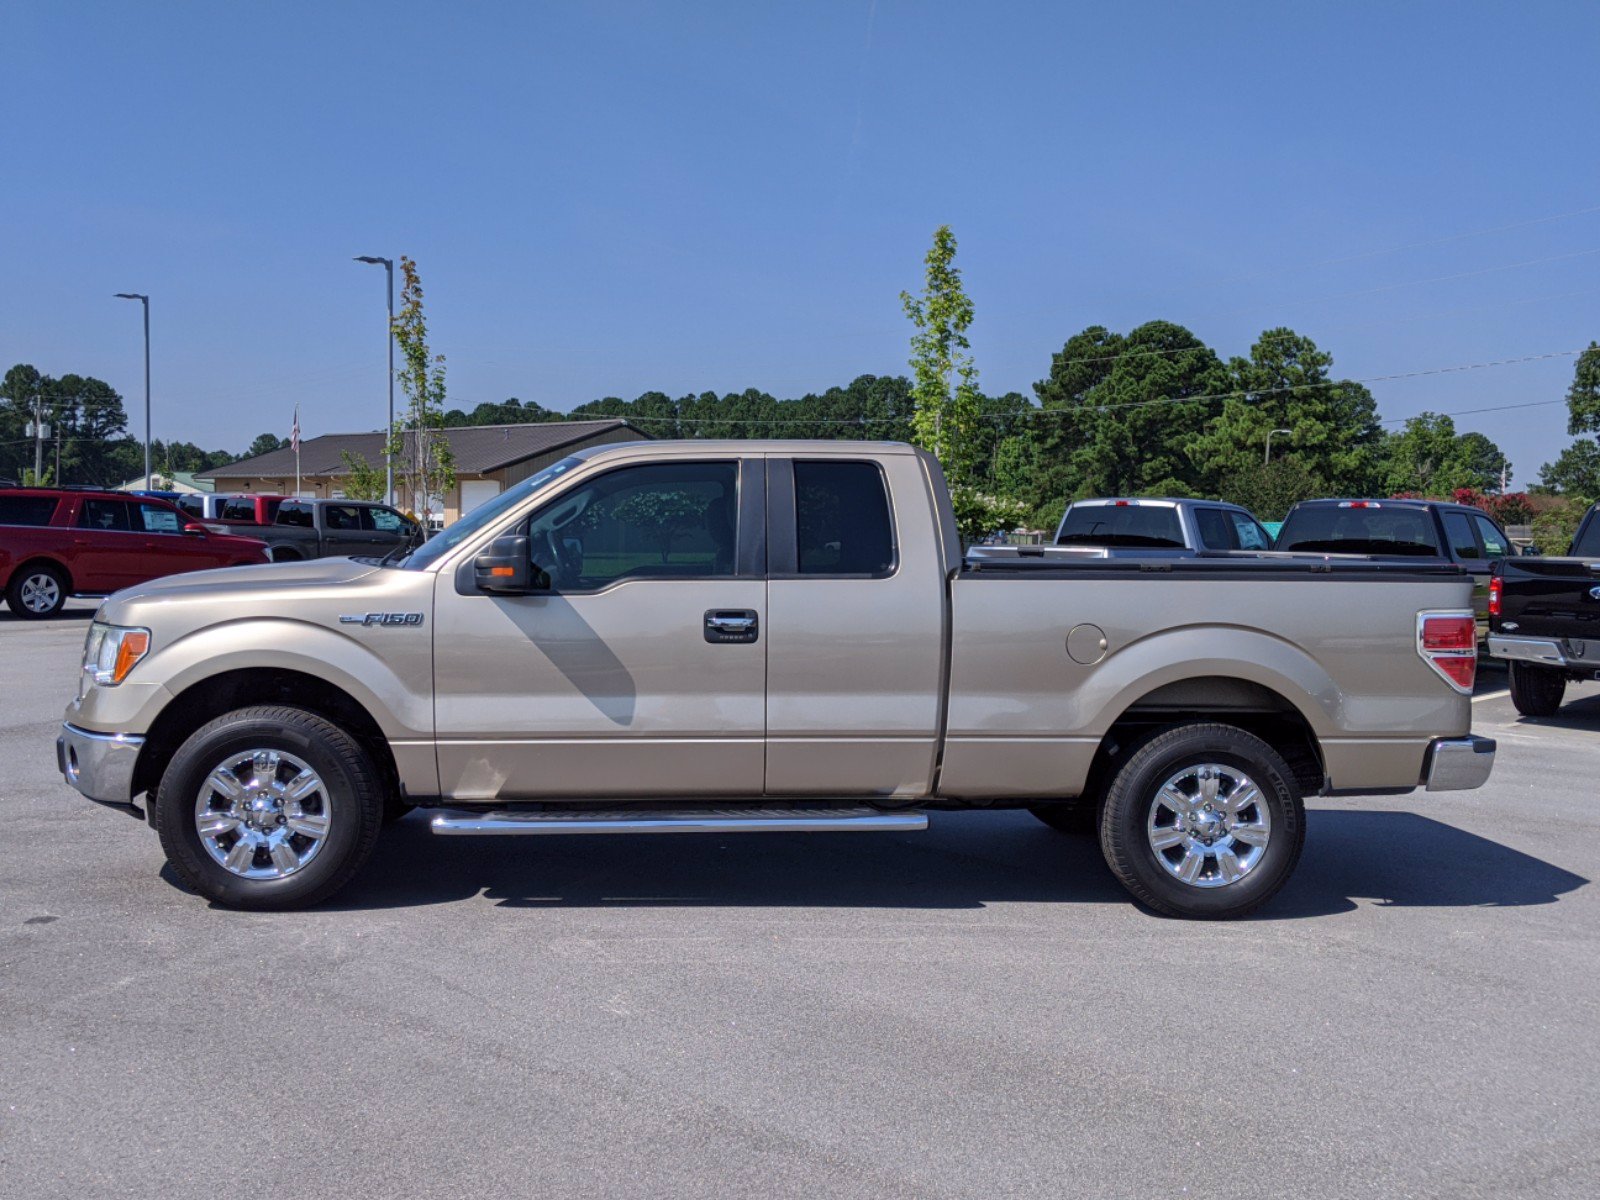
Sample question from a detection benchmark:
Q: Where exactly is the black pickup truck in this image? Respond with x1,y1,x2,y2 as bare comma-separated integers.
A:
206,497,423,563
1488,502,1600,715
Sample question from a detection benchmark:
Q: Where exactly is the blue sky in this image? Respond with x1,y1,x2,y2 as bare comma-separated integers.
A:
2,0,1596,486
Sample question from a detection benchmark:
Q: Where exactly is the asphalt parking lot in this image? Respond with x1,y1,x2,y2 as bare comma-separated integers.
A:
2,601,1597,1199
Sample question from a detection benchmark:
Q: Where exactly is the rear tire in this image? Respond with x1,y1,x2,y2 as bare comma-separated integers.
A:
6,562,68,619
155,706,386,909
1099,723,1305,920
1508,661,1566,718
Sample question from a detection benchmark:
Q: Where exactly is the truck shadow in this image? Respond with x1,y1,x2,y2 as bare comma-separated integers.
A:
312,808,1588,919
1514,691,1600,729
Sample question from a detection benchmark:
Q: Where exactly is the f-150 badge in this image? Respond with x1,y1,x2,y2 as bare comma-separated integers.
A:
340,612,424,626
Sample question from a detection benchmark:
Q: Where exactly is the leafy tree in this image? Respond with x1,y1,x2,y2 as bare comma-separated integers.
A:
1378,413,1507,495
607,489,704,562
339,451,387,501
1033,320,1228,499
1218,458,1328,522
247,433,288,458
1194,328,1383,497
901,225,981,482
388,256,456,521
1565,342,1600,434
1538,437,1600,497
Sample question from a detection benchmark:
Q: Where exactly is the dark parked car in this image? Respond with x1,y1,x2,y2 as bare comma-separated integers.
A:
1487,501,1600,716
1275,498,1515,635
206,496,422,562
0,487,270,618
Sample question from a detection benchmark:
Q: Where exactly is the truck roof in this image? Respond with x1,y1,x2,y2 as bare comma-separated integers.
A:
571,439,920,460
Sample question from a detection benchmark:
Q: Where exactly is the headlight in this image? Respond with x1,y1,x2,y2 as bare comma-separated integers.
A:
82,623,151,688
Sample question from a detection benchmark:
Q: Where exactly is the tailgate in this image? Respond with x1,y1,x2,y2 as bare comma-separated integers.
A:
1496,557,1600,638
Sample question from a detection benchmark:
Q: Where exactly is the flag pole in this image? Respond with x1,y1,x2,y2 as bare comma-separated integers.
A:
292,403,302,496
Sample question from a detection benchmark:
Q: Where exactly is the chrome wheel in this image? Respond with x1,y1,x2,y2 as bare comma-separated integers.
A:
19,572,61,613
194,749,331,880
1146,763,1272,889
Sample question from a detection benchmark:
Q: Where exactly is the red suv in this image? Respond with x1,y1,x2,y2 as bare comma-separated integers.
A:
0,488,270,619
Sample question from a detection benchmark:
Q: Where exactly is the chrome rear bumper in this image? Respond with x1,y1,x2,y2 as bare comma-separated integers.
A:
1423,735,1496,792
57,723,145,810
1488,634,1600,671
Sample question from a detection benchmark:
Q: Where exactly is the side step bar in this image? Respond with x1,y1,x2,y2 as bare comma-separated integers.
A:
429,804,928,837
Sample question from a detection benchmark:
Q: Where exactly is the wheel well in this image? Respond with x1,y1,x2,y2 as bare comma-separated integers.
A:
6,556,73,593
1089,676,1325,798
270,546,302,562
133,668,399,805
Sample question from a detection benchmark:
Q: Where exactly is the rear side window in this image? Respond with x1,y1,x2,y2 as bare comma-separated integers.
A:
137,503,183,534
1472,515,1509,558
794,461,895,575
276,503,313,528
78,499,132,532
1057,503,1184,548
1441,512,1481,560
1573,513,1600,556
1275,506,1442,557
0,495,60,526
323,505,362,530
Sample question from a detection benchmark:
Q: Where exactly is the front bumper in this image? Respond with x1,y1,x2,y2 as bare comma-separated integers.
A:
57,723,145,814
1423,734,1496,792
1488,634,1600,673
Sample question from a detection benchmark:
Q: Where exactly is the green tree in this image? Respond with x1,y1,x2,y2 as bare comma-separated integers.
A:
901,225,981,482
339,451,387,501
1194,328,1383,497
1218,458,1328,522
1538,437,1600,496
388,256,456,521
1033,321,1228,499
1378,413,1507,495
1565,342,1600,434
246,433,287,458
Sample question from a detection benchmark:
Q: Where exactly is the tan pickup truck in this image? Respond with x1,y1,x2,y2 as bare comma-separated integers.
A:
58,441,1495,918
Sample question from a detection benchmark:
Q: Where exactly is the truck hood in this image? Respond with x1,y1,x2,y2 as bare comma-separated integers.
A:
98,557,385,621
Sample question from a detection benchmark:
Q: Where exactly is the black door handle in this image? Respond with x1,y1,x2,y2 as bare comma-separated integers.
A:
704,609,759,644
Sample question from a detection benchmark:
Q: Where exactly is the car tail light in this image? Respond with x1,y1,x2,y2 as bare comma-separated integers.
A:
1488,575,1502,618
1417,610,1476,693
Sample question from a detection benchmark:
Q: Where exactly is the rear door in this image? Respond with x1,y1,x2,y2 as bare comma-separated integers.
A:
431,456,767,800
318,504,369,557
1440,510,1491,623
763,454,945,797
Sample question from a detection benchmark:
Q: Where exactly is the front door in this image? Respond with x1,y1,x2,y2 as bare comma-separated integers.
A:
432,457,767,801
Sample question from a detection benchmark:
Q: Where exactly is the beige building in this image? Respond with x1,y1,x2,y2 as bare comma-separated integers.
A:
197,419,647,523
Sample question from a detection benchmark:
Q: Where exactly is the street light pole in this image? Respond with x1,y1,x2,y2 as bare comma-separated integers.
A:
1264,427,1293,466
354,256,395,506
114,293,151,489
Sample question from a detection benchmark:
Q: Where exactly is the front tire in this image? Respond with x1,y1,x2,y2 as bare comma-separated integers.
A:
155,706,385,909
1099,723,1305,919
6,562,68,618
1508,661,1565,718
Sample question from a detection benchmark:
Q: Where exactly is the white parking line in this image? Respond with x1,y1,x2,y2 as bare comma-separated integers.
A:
1472,690,1510,703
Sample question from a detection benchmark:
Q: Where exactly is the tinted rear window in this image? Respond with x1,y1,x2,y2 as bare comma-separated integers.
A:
1276,506,1442,557
222,499,257,521
1057,504,1185,548
795,461,895,575
0,495,60,526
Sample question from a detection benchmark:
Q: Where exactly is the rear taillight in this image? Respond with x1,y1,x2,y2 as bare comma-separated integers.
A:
1418,610,1476,693
1488,575,1502,618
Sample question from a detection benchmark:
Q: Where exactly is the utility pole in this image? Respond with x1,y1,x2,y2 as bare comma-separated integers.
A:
354,256,396,506
33,394,44,481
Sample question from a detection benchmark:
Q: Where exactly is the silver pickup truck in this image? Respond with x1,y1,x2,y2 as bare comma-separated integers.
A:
57,441,1495,918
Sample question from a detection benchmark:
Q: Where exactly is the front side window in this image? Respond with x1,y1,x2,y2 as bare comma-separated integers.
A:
1230,512,1271,550
528,461,739,590
78,499,132,532
366,506,408,533
1473,515,1509,558
794,460,895,575
137,503,183,534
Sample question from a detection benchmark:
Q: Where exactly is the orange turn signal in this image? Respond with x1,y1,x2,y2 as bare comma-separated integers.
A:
112,631,150,684
490,566,515,577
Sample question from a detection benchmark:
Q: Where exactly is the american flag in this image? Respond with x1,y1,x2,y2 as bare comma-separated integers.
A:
291,404,300,453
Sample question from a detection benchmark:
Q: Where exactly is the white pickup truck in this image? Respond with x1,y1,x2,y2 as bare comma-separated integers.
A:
58,441,1494,918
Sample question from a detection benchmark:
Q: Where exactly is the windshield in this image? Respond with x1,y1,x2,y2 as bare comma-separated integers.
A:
1057,504,1185,548
397,456,586,570
1275,505,1442,557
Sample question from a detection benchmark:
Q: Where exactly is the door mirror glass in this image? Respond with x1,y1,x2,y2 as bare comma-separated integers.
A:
474,534,543,594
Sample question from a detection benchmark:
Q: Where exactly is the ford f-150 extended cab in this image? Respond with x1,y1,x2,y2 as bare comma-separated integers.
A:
57,441,1495,918
1486,501,1600,716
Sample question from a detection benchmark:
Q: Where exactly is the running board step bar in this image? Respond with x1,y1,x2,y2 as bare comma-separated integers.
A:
429,804,928,836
